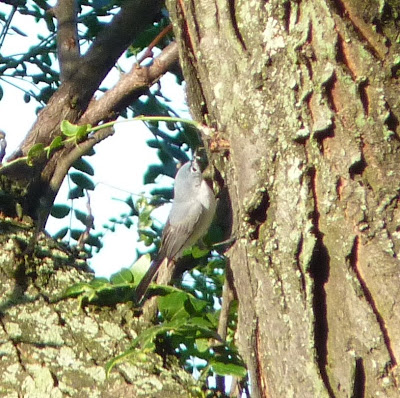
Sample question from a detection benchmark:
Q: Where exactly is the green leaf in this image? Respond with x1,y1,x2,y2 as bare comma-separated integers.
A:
76,124,91,142
146,284,177,297
158,291,190,321
210,358,247,378
89,277,109,288
85,234,102,249
60,120,78,137
68,186,84,199
74,209,89,225
138,232,156,247
64,282,94,298
191,245,210,259
195,338,209,353
10,25,27,37
179,322,218,340
0,84,3,101
127,19,169,57
70,172,95,190
47,136,64,158
61,277,118,305
110,268,134,285
53,227,68,240
187,295,208,314
44,14,56,32
138,228,157,239
188,316,214,329
26,143,45,166
143,164,164,184
72,157,94,175
51,204,70,218
124,218,133,228
60,120,90,139
146,139,161,149
134,318,187,349
150,187,173,201
125,196,139,216
130,254,152,284
70,229,84,241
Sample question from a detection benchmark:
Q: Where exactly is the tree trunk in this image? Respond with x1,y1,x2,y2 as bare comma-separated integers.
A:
167,0,400,396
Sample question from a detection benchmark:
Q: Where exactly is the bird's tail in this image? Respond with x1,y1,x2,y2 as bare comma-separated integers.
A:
135,256,165,304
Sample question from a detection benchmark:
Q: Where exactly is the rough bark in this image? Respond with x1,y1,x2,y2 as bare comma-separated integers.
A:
167,0,400,396
0,218,200,397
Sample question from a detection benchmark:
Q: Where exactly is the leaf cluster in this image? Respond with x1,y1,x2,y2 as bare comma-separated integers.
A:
105,286,246,381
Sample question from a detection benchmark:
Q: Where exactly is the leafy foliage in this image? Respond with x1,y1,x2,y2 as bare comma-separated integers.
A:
62,267,138,307
105,286,246,381
63,253,247,390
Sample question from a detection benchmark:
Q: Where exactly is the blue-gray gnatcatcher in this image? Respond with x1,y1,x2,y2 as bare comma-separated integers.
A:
135,158,216,302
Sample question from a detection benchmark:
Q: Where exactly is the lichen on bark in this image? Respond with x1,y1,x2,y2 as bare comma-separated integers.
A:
0,218,200,397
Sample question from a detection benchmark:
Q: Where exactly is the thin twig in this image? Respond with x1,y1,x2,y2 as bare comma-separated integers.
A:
0,5,17,50
136,24,173,65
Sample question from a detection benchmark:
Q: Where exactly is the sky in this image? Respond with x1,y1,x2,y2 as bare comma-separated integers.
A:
0,3,190,277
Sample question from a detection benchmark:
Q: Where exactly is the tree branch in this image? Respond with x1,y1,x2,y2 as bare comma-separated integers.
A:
69,0,164,100
54,0,80,82
45,43,179,224
33,126,116,231
13,0,163,158
80,41,179,125
0,0,26,6
50,127,115,197
136,24,173,65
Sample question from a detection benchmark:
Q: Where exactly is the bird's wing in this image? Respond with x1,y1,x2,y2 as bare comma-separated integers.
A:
159,199,204,260
135,201,202,304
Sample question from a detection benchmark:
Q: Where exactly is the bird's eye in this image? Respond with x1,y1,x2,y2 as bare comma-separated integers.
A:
191,163,199,173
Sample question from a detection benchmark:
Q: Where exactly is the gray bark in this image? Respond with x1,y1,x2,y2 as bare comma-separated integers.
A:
0,219,199,397
167,0,400,396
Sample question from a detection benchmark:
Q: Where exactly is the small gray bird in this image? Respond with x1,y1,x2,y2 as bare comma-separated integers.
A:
0,130,6,163
135,157,216,303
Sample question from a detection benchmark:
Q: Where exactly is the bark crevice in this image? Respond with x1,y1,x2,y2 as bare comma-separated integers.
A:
227,0,247,51
309,235,333,397
309,166,334,396
352,357,366,398
247,190,269,240
348,236,397,368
